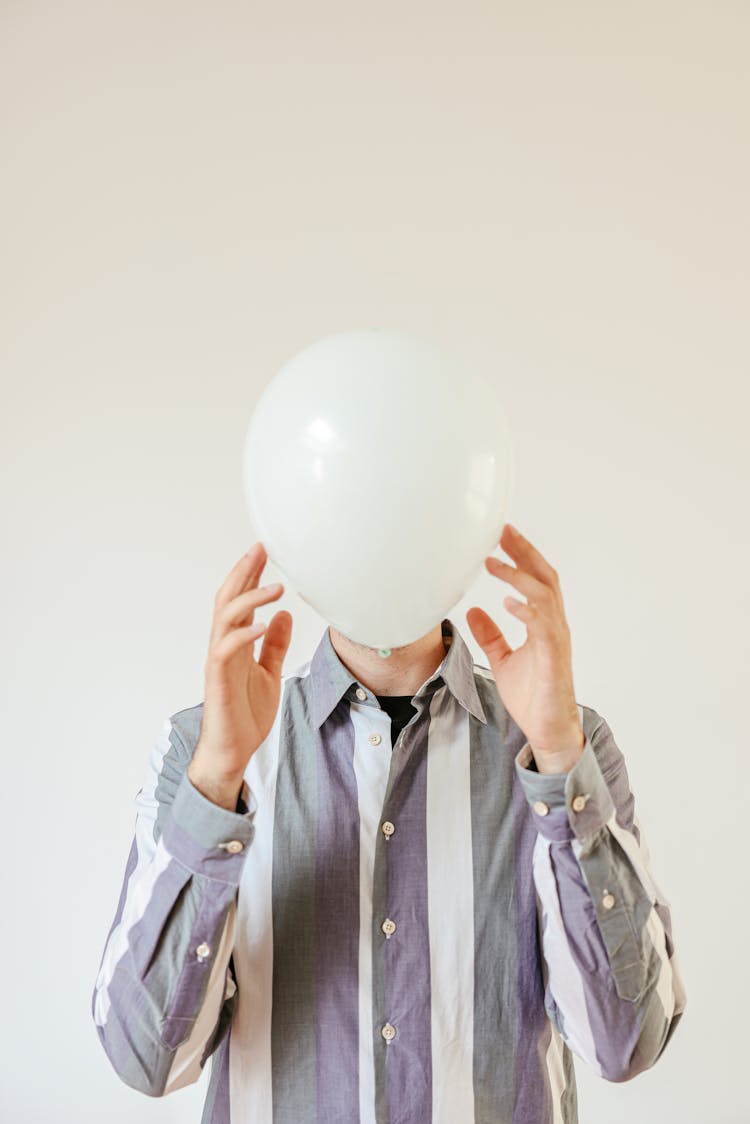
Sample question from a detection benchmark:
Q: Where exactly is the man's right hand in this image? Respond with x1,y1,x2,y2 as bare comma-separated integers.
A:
187,541,292,811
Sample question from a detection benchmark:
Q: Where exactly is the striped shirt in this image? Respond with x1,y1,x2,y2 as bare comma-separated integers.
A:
92,617,687,1122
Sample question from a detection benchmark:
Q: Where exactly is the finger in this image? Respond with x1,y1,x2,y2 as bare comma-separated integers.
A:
466,606,513,676
211,619,267,664
215,542,268,610
485,557,552,604
503,596,539,624
257,610,293,678
217,582,284,636
498,524,559,590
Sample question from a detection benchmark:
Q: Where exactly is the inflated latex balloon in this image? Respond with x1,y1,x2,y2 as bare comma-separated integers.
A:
242,329,515,650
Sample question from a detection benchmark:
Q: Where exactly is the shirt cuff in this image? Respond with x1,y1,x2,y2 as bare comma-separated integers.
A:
160,770,258,885
514,733,615,844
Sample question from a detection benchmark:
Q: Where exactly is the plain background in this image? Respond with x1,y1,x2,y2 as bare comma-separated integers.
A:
2,2,748,1121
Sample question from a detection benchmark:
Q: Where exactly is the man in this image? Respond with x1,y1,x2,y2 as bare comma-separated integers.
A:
92,523,686,1123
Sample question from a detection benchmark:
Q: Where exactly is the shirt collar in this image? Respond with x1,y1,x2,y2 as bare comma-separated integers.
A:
309,617,488,728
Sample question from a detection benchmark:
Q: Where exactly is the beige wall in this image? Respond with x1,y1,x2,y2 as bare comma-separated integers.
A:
2,3,747,1120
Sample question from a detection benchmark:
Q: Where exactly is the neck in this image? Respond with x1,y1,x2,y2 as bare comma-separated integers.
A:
328,621,447,697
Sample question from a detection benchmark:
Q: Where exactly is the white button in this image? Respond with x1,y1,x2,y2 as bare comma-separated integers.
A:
382,918,396,937
382,820,395,837
369,732,382,746
571,794,588,813
356,688,367,701
602,892,616,910
222,839,244,853
381,1022,396,1042
195,942,211,960
533,800,550,816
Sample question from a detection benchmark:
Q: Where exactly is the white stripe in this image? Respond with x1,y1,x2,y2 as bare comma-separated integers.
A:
533,833,604,1076
229,669,303,1120
350,699,393,1124
93,716,176,1026
425,687,475,1123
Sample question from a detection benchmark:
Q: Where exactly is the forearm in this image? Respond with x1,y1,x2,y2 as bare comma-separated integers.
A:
515,710,687,1082
93,755,257,1095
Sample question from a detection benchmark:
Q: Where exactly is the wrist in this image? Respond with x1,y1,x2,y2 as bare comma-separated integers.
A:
530,726,585,775
187,760,245,812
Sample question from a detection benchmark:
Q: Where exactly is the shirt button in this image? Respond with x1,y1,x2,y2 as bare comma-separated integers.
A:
602,892,616,910
369,732,382,746
356,687,367,701
195,942,211,960
533,800,550,816
571,794,589,813
382,918,397,938
224,839,244,853
382,820,395,838
381,1022,397,1042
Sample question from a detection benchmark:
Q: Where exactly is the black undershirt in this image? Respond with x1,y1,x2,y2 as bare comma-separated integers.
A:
375,692,539,771
376,694,418,749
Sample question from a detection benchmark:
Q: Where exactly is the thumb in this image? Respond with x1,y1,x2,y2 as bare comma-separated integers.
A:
466,607,513,677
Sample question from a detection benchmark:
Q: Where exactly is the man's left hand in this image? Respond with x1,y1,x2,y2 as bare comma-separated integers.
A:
466,522,585,774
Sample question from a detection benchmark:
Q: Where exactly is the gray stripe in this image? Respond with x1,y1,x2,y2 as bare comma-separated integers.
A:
201,1029,232,1123
629,977,685,1077
561,1035,578,1120
469,673,518,1121
315,702,361,1121
155,708,202,843
271,676,319,1122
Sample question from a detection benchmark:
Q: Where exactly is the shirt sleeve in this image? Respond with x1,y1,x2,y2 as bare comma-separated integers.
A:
514,704,687,1083
91,714,258,1097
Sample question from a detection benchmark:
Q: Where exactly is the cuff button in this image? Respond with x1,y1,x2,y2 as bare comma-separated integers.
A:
533,800,550,816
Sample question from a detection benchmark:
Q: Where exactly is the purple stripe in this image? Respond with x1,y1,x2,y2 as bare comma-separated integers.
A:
511,755,555,1123
316,711,361,1121
384,718,432,1122
128,857,193,979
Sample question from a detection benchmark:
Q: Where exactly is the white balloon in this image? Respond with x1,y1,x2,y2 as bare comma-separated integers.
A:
242,328,515,650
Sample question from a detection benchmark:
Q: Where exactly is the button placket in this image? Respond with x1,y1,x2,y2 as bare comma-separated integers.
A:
380,802,398,1040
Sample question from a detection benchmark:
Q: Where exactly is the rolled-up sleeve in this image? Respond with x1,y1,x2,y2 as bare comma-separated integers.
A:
514,705,687,1083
